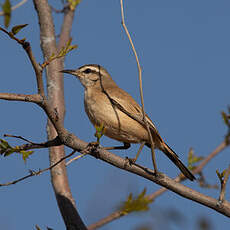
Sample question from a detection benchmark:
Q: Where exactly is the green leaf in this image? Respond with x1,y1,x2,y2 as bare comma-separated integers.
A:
3,148,16,157
94,124,105,143
120,188,153,214
188,148,203,169
0,139,12,155
2,0,11,28
68,0,81,10
20,150,34,163
216,169,226,182
11,24,28,35
57,38,78,58
0,139,11,149
41,39,77,68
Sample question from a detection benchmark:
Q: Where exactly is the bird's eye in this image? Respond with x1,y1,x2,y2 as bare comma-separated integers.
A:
83,68,92,74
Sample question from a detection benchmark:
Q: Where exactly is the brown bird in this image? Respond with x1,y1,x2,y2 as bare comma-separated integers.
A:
61,64,195,181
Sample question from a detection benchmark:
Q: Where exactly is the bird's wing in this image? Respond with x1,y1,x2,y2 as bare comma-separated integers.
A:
105,86,163,143
105,87,197,181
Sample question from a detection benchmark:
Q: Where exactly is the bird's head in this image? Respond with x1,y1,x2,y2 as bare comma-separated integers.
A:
61,64,116,89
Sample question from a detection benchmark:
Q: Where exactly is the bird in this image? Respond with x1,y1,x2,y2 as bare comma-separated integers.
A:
61,64,195,181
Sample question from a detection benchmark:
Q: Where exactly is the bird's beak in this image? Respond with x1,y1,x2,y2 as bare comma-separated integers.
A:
60,69,82,80
60,69,76,75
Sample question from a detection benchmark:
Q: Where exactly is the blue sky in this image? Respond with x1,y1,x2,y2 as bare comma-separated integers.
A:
0,1,230,229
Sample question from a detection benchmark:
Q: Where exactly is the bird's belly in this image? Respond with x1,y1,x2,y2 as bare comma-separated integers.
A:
84,92,149,143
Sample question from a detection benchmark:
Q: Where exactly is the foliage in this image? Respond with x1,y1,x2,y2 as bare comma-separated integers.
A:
67,0,81,10
0,139,33,163
216,169,227,183
11,24,28,35
94,124,105,143
2,0,11,28
120,188,153,214
188,148,203,170
41,38,77,68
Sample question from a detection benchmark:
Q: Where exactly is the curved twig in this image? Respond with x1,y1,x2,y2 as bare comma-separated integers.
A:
120,0,158,172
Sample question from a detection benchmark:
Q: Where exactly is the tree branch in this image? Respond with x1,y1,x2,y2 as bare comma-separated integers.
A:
0,93,42,103
33,1,86,230
1,0,230,225
0,26,45,96
57,4,75,52
88,147,230,218
1,91,230,219
0,149,76,187
1,92,230,218
1,135,62,153
87,141,229,229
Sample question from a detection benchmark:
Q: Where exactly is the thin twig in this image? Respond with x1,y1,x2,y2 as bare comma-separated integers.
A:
24,44,45,96
120,0,158,172
0,26,44,96
0,26,26,45
218,165,230,203
1,135,63,153
0,149,76,187
0,142,99,187
193,141,228,174
4,134,37,144
66,152,88,166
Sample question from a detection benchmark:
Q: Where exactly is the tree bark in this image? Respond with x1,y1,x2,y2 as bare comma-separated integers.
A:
33,1,87,229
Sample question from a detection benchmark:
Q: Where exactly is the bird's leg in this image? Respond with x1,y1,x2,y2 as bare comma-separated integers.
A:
150,147,158,175
128,142,145,164
103,142,131,150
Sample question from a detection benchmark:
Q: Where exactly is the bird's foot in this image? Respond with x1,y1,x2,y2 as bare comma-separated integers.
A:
87,142,100,158
125,157,136,165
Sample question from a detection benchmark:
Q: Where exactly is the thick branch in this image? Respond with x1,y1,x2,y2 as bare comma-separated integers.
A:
88,147,230,218
1,93,230,218
88,141,228,229
1,0,230,224
48,131,230,218
1,91,230,218
33,1,86,230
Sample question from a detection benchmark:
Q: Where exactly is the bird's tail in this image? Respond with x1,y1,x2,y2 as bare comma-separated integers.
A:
160,142,195,181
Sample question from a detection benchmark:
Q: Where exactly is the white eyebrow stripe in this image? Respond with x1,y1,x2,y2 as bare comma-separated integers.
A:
79,65,108,76
79,65,99,73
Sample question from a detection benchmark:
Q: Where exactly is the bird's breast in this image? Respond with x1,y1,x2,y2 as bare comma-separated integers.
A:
84,88,149,143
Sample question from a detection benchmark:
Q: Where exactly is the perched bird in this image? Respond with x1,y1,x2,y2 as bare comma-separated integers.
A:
61,64,195,181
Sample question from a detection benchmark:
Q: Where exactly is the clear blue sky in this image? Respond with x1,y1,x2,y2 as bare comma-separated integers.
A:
1,1,230,229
